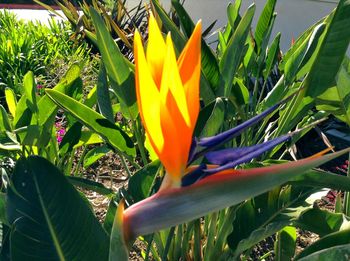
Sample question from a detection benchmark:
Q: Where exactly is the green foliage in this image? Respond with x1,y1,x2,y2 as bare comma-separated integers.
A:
0,10,92,96
7,156,109,260
0,0,350,259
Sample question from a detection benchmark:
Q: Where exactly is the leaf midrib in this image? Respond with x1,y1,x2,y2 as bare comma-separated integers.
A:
33,174,66,261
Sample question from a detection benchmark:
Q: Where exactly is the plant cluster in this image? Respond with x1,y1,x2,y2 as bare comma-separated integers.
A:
0,9,94,97
0,0,349,260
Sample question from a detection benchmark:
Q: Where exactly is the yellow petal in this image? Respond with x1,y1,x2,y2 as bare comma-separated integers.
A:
157,33,194,182
134,30,164,153
146,14,166,88
160,33,191,128
177,21,202,127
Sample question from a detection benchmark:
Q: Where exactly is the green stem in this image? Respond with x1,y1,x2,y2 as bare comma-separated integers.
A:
343,152,350,216
257,80,268,105
119,154,132,178
145,234,154,261
204,212,218,261
161,227,175,261
193,219,202,261
133,118,148,166
121,151,141,169
74,146,87,176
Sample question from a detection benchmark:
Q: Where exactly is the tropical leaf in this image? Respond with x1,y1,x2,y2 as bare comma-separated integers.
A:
45,89,135,156
68,176,114,196
128,160,161,203
274,226,297,261
83,145,112,168
4,88,17,118
304,0,350,98
6,156,109,260
254,0,277,53
171,0,220,89
316,59,350,125
97,63,114,123
296,208,350,237
289,169,350,191
218,4,255,97
298,244,350,261
90,7,137,120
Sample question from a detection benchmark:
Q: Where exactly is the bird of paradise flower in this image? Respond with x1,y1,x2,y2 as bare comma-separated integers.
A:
117,14,349,245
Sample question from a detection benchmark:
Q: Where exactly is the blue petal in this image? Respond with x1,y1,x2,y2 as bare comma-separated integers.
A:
198,101,286,149
206,135,291,165
198,105,277,147
204,135,291,174
187,138,198,165
181,164,207,187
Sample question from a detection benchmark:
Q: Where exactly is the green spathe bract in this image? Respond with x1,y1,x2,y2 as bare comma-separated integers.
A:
124,148,350,239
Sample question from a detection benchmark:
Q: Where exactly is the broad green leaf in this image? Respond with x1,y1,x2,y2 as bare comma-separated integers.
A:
227,0,242,30
231,77,249,106
284,23,326,86
0,105,12,132
84,86,97,108
298,244,350,261
263,32,281,80
97,63,114,123
304,0,350,98
36,64,82,126
104,198,117,234
83,145,111,168
280,15,328,71
67,176,114,196
219,4,255,97
46,89,135,156
296,208,350,237
151,0,186,52
109,201,128,261
316,60,350,125
200,74,216,105
196,98,225,139
295,229,350,260
289,169,350,191
7,156,109,260
123,149,350,238
4,88,17,118
254,0,277,53
90,7,137,120
13,94,32,129
128,160,161,202
23,71,38,115
274,226,297,261
59,122,82,155
16,125,51,147
74,131,104,148
171,0,220,89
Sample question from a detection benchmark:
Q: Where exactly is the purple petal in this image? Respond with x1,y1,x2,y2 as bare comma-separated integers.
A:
198,103,280,148
204,135,291,174
187,138,198,165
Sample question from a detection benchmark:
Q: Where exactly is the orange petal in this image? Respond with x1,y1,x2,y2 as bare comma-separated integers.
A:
160,33,191,128
159,104,183,184
146,14,166,88
177,21,202,127
157,34,193,182
134,30,164,153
